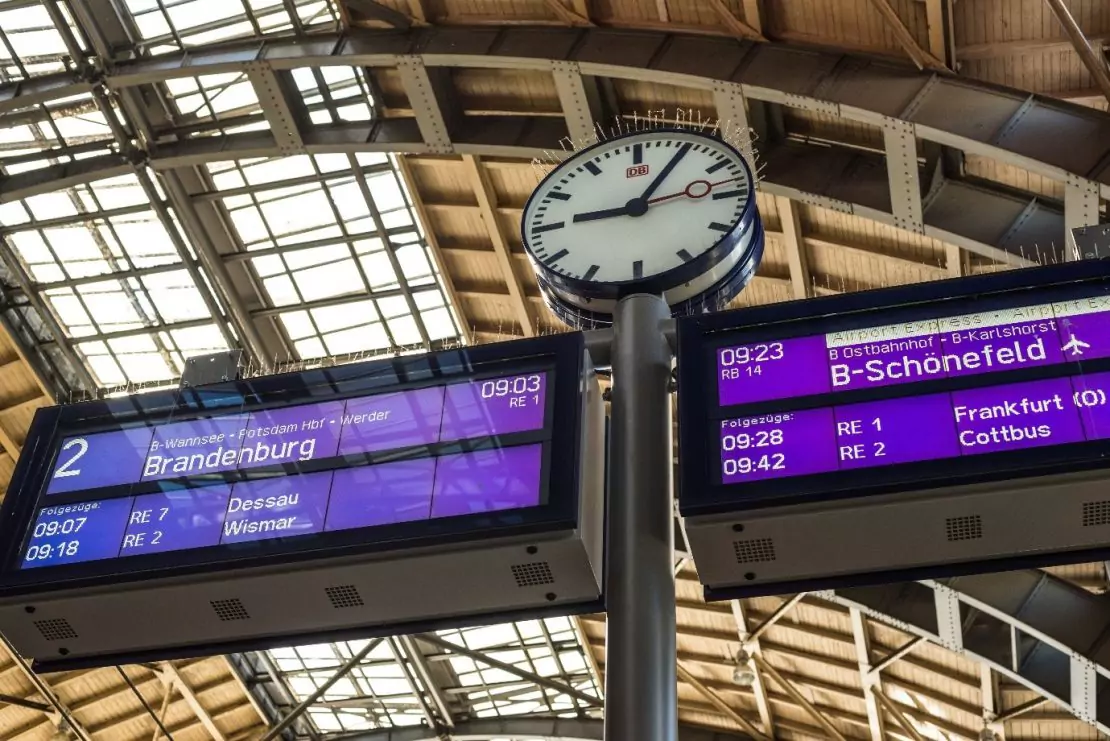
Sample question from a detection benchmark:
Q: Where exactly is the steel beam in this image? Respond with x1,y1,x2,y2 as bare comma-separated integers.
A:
676,664,767,740
751,653,846,740
1064,177,1101,260
872,688,926,741
462,154,536,336
776,196,811,299
711,83,756,173
849,608,886,741
397,56,453,154
731,601,775,737
883,119,924,234
246,63,305,154
416,633,602,708
980,664,1005,738
396,635,455,729
552,62,597,145
0,635,92,741
259,639,383,741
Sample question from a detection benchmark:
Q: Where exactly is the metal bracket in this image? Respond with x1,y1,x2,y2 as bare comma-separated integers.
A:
180,350,245,388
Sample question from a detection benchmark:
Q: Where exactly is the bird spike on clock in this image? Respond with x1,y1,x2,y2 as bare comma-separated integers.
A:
529,108,764,184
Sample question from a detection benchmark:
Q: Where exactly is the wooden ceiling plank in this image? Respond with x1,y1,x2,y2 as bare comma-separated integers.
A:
923,0,951,67
675,663,769,740
957,32,1110,60
741,0,763,35
706,0,766,42
1042,0,1110,105
158,662,227,741
866,0,946,71
396,155,475,344
946,244,964,277
462,155,536,337
405,0,428,23
751,653,848,741
654,0,669,22
777,196,813,299
542,0,591,26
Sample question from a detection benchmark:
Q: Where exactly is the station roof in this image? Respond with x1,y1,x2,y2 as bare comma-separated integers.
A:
0,0,1108,739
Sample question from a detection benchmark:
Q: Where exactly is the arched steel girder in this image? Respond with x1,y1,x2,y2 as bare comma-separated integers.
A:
1,27,1108,269
826,569,1110,735
5,26,1110,735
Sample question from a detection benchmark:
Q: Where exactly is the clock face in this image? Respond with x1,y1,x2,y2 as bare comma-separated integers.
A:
521,129,754,290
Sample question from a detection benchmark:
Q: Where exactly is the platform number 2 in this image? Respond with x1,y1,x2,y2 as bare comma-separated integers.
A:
54,437,89,479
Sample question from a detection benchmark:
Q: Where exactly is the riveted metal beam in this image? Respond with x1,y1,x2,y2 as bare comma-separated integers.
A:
1065,177,1102,260
397,56,453,154
552,62,597,146
245,62,305,153
883,118,924,234
850,609,886,741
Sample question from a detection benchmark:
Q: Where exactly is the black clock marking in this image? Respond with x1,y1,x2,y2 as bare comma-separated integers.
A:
584,161,601,176
705,159,728,174
633,260,643,279
532,222,565,234
549,191,571,201
708,222,731,232
633,143,643,164
712,190,745,200
544,249,569,265
677,249,694,261
582,264,600,281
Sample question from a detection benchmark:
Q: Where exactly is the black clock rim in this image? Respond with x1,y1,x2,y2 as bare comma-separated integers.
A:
538,217,766,330
521,127,759,302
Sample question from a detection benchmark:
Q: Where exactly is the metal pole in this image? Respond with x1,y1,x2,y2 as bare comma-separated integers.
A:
605,293,677,741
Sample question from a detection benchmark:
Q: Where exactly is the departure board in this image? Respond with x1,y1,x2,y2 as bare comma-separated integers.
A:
0,333,585,587
677,260,1110,512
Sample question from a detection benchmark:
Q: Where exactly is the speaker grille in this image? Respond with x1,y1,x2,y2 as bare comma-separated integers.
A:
945,515,982,542
211,598,250,621
733,538,776,564
1083,500,1110,527
511,561,554,587
325,585,364,609
34,618,77,641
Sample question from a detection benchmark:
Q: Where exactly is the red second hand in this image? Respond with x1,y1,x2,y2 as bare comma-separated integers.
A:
647,178,738,205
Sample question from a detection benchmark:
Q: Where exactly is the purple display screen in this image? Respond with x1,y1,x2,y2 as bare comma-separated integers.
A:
719,370,1110,484
22,371,551,570
45,372,547,495
23,444,544,569
717,297,1110,406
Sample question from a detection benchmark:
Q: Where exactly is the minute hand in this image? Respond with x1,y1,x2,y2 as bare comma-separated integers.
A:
640,142,693,201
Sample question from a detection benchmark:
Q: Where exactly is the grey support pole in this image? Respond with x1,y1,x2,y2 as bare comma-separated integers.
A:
605,293,677,741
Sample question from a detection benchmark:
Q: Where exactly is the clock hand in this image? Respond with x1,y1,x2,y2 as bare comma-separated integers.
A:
647,178,740,204
638,142,694,202
571,205,631,223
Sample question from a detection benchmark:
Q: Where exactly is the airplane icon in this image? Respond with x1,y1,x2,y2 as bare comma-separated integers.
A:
1062,334,1091,356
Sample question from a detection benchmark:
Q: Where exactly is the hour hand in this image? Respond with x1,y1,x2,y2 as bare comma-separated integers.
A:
572,205,629,223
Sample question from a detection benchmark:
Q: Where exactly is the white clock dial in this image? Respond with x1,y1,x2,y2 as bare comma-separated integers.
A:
522,129,753,287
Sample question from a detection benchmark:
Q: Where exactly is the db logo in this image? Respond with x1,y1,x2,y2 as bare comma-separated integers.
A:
626,165,649,178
